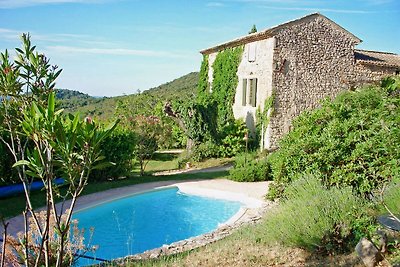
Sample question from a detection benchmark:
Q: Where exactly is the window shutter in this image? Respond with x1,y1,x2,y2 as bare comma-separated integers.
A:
242,79,247,106
250,78,257,107
248,43,256,62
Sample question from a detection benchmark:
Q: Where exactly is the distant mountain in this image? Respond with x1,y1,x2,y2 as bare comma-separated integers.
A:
58,72,199,121
55,89,92,100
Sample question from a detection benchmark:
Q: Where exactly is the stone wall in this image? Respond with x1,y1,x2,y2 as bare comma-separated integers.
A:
269,15,359,149
354,63,398,87
232,37,275,139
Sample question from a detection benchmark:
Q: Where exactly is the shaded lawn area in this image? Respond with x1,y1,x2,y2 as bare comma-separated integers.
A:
0,170,229,219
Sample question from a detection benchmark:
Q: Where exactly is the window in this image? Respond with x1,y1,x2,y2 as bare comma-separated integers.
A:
242,79,247,106
249,78,257,107
241,78,257,107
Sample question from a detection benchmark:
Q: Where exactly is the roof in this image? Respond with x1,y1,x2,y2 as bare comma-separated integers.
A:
355,49,400,68
200,13,362,55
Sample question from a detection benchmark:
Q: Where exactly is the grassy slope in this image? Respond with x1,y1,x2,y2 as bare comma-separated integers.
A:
129,225,362,267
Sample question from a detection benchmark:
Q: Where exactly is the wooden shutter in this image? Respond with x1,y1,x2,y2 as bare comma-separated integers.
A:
248,43,256,62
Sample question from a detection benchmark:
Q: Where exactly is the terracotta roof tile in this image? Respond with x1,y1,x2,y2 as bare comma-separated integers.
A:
355,49,400,68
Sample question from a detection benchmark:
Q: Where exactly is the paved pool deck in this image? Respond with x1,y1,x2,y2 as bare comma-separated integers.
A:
1,179,271,237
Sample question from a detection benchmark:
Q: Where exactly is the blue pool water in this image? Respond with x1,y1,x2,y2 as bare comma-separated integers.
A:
73,187,241,265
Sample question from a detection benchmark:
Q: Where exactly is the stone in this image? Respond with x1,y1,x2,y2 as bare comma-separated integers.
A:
355,237,383,267
201,13,399,151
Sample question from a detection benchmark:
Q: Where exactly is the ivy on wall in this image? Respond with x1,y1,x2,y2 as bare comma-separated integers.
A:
256,91,275,145
168,46,244,156
211,46,243,130
197,54,210,105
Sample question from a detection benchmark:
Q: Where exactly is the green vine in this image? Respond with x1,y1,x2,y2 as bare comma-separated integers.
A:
211,46,243,130
197,54,210,105
256,91,275,143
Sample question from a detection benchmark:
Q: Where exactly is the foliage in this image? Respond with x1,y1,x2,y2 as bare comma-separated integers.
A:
268,82,400,198
211,46,243,129
171,100,218,145
229,152,272,182
256,91,275,145
218,120,248,157
197,55,210,105
90,126,136,180
0,34,117,266
263,175,371,253
190,140,221,162
133,115,163,176
1,210,95,266
170,47,244,158
248,24,257,34
0,141,16,186
63,72,199,122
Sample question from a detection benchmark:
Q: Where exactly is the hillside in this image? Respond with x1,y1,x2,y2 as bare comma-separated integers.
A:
57,72,198,121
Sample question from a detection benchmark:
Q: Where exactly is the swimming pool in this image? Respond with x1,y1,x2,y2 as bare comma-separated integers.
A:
73,187,242,265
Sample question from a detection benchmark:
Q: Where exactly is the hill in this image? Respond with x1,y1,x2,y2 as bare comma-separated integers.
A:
57,72,199,121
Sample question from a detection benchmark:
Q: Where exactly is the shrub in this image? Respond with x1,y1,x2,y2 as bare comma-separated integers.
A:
229,153,272,182
191,140,221,162
263,175,371,253
90,127,135,180
218,120,248,158
268,82,400,198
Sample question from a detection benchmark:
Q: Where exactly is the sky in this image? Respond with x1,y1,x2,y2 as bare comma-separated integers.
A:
0,0,399,97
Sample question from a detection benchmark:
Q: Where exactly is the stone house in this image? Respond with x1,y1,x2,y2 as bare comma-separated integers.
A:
200,13,400,150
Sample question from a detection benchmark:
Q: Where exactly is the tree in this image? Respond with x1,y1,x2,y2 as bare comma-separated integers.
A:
0,34,117,266
133,115,162,176
249,24,257,34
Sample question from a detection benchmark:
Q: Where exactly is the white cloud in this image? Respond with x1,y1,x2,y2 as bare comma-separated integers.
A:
45,45,191,58
206,2,225,7
0,0,118,9
0,28,24,40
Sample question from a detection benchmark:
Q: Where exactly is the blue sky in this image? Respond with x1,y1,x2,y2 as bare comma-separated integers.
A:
0,0,399,97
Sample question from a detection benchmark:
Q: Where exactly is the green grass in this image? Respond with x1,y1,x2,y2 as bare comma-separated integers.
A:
132,152,233,175
117,216,362,267
0,170,228,219
136,152,181,173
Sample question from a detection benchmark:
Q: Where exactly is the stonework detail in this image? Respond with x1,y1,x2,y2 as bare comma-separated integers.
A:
200,13,400,150
233,37,275,136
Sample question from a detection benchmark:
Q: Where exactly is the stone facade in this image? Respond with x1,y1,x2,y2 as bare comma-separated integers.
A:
200,13,400,150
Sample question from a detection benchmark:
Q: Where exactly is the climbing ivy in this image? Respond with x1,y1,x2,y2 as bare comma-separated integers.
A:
197,54,210,105
211,46,243,130
256,91,275,144
168,47,244,158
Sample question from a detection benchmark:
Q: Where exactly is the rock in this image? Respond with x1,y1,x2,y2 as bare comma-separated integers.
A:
376,229,388,253
355,237,383,267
